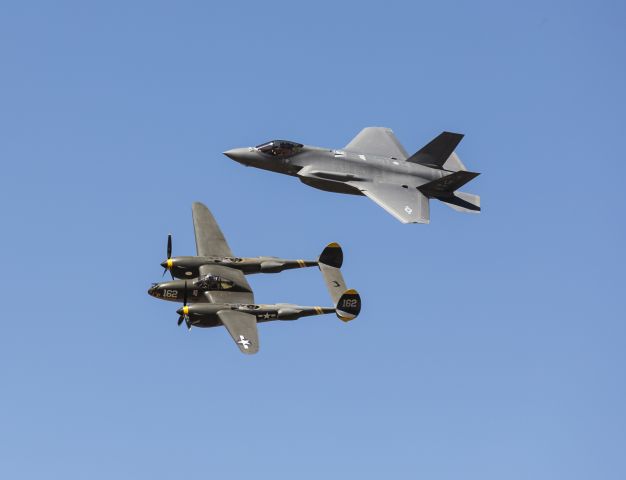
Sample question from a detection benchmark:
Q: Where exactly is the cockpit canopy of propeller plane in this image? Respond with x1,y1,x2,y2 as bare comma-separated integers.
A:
194,275,234,291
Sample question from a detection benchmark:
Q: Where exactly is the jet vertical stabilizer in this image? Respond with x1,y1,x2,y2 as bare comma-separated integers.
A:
406,132,464,169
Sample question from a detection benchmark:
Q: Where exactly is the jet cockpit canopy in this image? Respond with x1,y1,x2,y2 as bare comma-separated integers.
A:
255,140,303,158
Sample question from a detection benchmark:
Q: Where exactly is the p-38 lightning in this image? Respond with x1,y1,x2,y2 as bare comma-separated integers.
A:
148,202,361,354
224,127,481,224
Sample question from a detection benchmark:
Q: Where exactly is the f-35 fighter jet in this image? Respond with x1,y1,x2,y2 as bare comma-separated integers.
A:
148,202,361,354
224,127,481,224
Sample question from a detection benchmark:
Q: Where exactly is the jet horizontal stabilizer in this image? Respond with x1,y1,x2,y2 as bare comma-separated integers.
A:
418,171,480,198
440,193,481,212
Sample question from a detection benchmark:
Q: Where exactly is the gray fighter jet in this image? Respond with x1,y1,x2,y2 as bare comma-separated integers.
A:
224,127,481,224
148,202,361,354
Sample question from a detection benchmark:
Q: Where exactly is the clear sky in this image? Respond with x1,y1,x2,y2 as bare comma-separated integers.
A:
1,1,625,479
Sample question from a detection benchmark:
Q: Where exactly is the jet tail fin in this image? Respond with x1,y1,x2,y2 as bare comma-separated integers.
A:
442,152,467,172
418,171,481,212
406,132,464,169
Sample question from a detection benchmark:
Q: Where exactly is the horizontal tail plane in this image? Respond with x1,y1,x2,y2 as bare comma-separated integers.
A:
419,170,479,195
441,191,481,212
418,171,481,212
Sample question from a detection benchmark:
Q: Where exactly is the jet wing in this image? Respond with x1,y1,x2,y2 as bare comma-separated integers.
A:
347,181,430,224
343,127,409,160
217,310,259,354
192,202,233,257
199,264,254,305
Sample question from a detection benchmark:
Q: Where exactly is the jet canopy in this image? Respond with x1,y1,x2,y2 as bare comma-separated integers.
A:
255,140,303,158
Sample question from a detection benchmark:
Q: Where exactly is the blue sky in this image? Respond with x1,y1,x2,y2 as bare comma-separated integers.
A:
1,1,625,478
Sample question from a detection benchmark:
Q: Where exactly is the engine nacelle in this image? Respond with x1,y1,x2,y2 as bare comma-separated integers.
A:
260,260,285,273
276,307,301,320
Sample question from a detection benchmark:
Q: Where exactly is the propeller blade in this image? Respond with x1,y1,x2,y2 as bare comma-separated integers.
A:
162,268,167,278
167,234,172,259
177,315,184,326
185,316,191,330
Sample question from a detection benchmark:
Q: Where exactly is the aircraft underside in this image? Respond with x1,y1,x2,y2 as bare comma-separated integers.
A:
298,175,363,196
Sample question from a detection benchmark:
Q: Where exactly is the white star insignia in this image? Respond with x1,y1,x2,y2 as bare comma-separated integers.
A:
237,335,251,349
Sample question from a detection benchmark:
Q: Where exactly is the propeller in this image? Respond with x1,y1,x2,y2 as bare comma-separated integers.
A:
177,281,191,330
162,233,174,280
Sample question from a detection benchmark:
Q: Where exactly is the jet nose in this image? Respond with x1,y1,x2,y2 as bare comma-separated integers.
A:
223,147,254,164
223,148,240,160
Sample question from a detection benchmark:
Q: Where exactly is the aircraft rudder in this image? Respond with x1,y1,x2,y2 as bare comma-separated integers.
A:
319,242,343,268
336,289,361,322
407,132,464,168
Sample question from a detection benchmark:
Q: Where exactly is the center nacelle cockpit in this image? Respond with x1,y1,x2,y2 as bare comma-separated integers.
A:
215,256,243,264
255,140,303,158
148,274,235,298
194,275,234,291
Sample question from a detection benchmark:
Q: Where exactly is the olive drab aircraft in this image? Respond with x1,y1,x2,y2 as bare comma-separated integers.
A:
224,127,481,224
148,202,361,354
